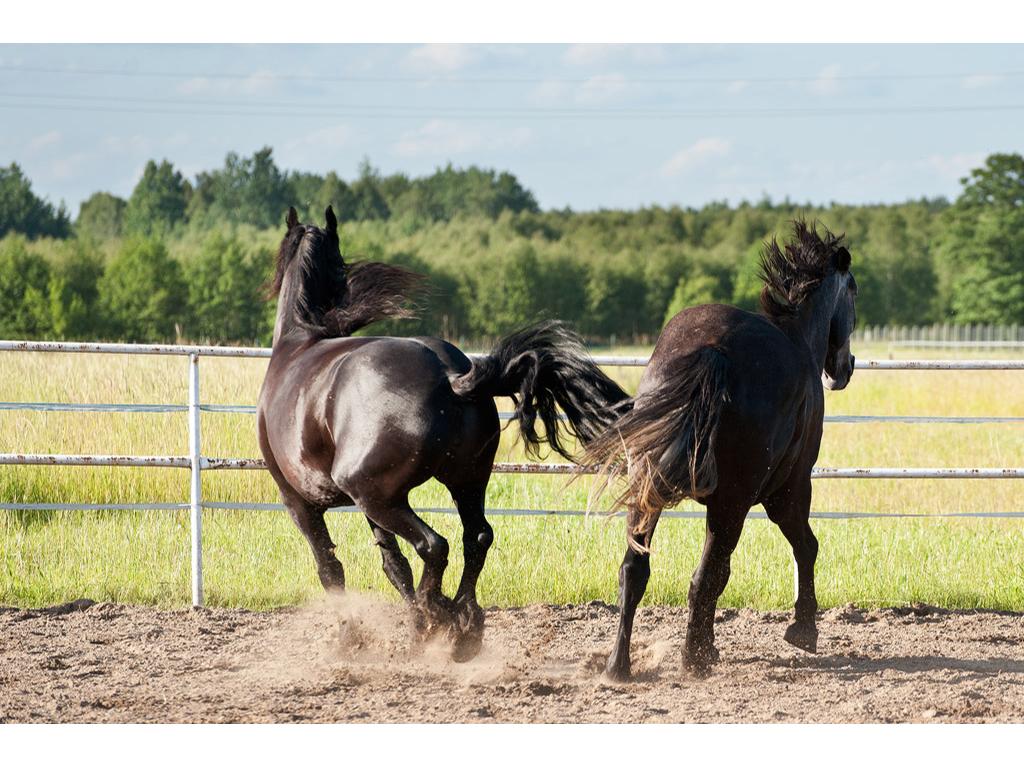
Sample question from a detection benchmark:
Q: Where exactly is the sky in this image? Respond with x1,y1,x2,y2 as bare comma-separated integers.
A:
1,43,1022,215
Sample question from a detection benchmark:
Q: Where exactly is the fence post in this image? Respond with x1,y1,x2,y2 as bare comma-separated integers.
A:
188,353,203,607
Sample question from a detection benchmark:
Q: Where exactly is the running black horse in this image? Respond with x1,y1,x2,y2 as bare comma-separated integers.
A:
585,221,858,680
258,206,629,660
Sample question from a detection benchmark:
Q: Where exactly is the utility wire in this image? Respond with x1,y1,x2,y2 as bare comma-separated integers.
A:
2,63,1023,86
2,97,1023,121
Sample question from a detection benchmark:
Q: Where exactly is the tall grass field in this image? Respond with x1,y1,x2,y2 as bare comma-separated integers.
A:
2,342,1022,610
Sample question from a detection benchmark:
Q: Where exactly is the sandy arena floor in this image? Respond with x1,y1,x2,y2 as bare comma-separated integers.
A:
2,596,1023,723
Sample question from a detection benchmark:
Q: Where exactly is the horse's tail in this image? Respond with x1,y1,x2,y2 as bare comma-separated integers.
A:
583,347,729,552
451,321,633,460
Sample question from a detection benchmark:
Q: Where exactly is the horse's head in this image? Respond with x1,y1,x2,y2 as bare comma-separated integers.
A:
268,205,424,344
822,247,857,391
270,206,342,298
268,206,348,344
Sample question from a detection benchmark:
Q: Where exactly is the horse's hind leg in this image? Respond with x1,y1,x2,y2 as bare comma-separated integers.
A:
356,495,454,636
684,503,745,674
367,519,415,602
765,478,819,653
283,494,345,592
446,483,493,662
605,522,652,682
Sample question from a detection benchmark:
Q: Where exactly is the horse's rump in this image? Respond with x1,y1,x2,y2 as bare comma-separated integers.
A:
584,347,729,551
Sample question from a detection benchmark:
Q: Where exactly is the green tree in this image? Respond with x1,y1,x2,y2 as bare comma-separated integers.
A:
349,159,391,221
583,261,646,337
956,153,1024,208
124,160,190,237
854,209,936,325
731,242,765,312
937,153,1024,323
0,234,53,336
99,238,187,341
0,163,71,239
399,164,539,221
48,239,104,338
189,147,291,228
943,209,1024,323
76,191,127,240
463,244,545,336
663,271,720,325
291,171,356,224
185,234,269,342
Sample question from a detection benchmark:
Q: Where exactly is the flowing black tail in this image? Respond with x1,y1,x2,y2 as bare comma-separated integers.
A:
583,347,729,551
451,321,633,460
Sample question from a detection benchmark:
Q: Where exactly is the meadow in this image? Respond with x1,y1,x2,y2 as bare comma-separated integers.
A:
1,342,1022,610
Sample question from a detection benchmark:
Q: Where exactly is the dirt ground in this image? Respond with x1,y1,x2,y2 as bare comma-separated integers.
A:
2,595,1023,723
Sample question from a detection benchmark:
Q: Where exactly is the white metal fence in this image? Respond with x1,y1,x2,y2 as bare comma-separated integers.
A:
2,339,1023,606
854,323,1024,347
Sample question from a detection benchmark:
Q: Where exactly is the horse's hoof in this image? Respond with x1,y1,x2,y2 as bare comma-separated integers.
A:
451,629,483,663
413,595,458,640
448,598,485,662
454,598,485,634
783,622,818,653
603,659,632,683
683,643,719,676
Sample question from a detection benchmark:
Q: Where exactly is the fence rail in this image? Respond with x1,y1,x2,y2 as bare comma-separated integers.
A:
853,323,1024,345
2,338,1023,606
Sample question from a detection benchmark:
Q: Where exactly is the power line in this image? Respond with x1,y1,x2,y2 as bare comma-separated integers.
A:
1,96,1023,121
2,62,1023,86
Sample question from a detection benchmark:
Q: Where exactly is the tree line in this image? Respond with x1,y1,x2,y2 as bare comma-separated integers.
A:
1,149,1022,344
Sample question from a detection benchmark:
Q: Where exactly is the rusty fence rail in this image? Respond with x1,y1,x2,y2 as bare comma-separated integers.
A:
2,339,1023,606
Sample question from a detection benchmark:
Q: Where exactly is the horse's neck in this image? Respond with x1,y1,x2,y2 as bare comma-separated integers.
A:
272,270,313,348
785,273,841,372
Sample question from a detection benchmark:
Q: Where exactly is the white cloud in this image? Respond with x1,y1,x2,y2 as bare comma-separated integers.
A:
577,73,627,104
661,137,732,177
562,44,665,67
809,64,841,95
530,73,627,106
279,124,355,167
28,130,61,153
563,44,618,67
285,124,354,152
530,79,572,105
176,70,279,96
961,73,1002,90
393,120,531,158
404,44,475,73
921,152,987,182
726,79,749,94
47,151,92,181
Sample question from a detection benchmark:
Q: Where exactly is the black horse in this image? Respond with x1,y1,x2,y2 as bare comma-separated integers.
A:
257,206,628,660
585,221,858,680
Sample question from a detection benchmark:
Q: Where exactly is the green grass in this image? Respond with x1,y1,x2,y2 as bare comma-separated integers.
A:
1,342,1023,610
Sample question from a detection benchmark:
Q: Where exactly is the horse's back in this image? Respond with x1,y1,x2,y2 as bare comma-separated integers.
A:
648,303,821,502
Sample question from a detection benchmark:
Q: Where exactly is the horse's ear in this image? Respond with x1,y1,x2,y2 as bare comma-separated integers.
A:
286,207,299,229
834,246,851,273
325,205,338,234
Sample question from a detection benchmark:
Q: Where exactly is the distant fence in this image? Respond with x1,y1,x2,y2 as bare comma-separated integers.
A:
854,323,1024,347
1,339,1023,606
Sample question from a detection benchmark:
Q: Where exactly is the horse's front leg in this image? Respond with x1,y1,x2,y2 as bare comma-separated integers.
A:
765,477,819,653
448,484,493,662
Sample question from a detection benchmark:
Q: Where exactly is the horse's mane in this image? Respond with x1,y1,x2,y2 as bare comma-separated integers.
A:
758,219,849,318
269,219,425,338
